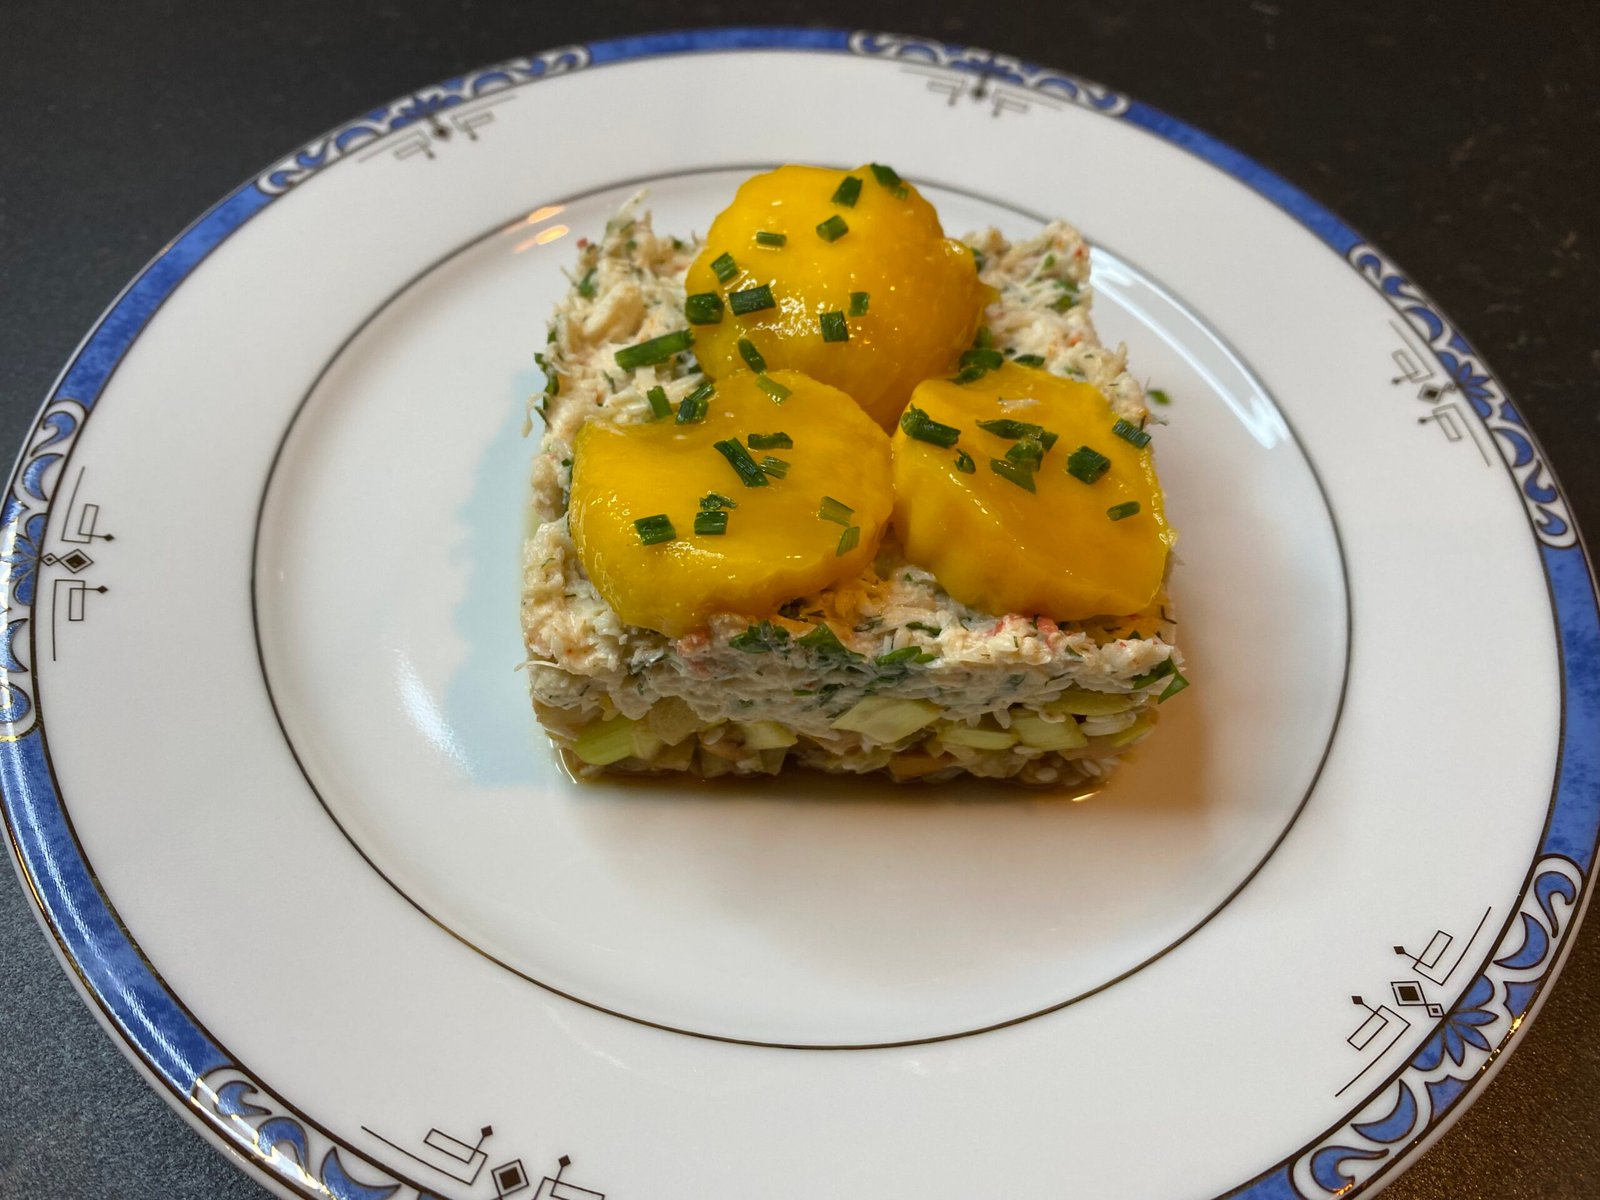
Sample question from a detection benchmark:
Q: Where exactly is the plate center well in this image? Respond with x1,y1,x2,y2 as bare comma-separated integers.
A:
253,171,1347,1047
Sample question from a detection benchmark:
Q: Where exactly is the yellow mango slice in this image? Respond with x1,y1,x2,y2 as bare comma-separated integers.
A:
684,164,989,430
891,362,1174,619
570,369,892,636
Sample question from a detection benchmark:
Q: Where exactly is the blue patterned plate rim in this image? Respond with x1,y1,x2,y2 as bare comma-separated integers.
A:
1,25,1596,1200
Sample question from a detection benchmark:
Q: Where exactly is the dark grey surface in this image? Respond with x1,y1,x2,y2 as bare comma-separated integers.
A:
3,2,1598,1197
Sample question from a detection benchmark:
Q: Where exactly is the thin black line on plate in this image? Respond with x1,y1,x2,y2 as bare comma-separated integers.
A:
247,162,1356,1051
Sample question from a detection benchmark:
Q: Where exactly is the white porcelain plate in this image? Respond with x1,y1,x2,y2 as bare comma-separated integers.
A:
5,28,1597,1200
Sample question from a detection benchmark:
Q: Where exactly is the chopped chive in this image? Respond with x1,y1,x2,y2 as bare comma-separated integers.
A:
576,268,597,299
816,214,849,242
797,622,862,660
818,496,855,526
977,418,1049,441
1005,437,1045,470
758,455,791,479
869,163,909,198
754,230,787,248
959,346,1005,372
905,621,942,635
1066,445,1112,484
1131,660,1175,688
989,457,1037,492
900,405,961,448
950,363,989,384
729,284,775,315
819,311,849,342
737,337,767,373
973,327,994,349
730,620,790,653
747,432,793,450
1050,281,1081,311
1014,353,1046,367
675,382,714,424
849,291,870,316
693,510,729,536
645,385,672,420
685,292,725,324
972,248,987,272
874,646,926,666
1112,418,1152,449
1107,501,1141,521
954,449,976,473
713,439,770,488
1159,667,1190,702
1149,388,1172,405
699,491,738,510
836,525,861,556
755,373,792,402
711,252,738,283
869,162,904,189
614,329,693,371
633,514,675,545
831,175,863,207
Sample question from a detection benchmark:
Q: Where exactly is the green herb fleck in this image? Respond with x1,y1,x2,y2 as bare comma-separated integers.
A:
819,311,849,342
693,510,728,536
1005,437,1045,471
737,338,767,372
849,291,870,316
959,346,1005,373
1130,660,1175,687
1112,418,1152,449
900,405,961,448
729,621,791,654
576,268,597,299
1066,445,1111,484
633,514,675,545
972,248,987,272
685,292,725,325
645,385,671,420
1107,501,1141,521
729,285,775,315
831,175,863,207
875,645,938,667
699,491,738,510
837,526,861,556
869,162,909,198
977,418,1057,449
759,455,791,479
816,214,849,243
755,373,792,402
797,622,862,662
905,621,942,635
1014,353,1045,367
817,496,854,526
713,438,771,488
754,230,787,248
1160,667,1190,702
711,252,738,283
954,449,976,473
1149,388,1172,405
614,329,694,371
989,457,1037,492
747,432,792,450
676,382,713,424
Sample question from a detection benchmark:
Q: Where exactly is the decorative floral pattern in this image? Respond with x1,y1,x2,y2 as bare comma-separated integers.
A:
0,397,86,740
255,45,591,195
848,30,1131,115
1349,241,1575,548
1290,856,1584,1197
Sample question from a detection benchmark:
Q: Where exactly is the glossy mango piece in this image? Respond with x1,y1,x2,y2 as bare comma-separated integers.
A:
891,362,1174,619
685,165,989,430
570,369,893,636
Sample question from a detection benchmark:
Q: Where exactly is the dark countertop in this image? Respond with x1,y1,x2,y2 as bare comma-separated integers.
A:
2,2,1596,1196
